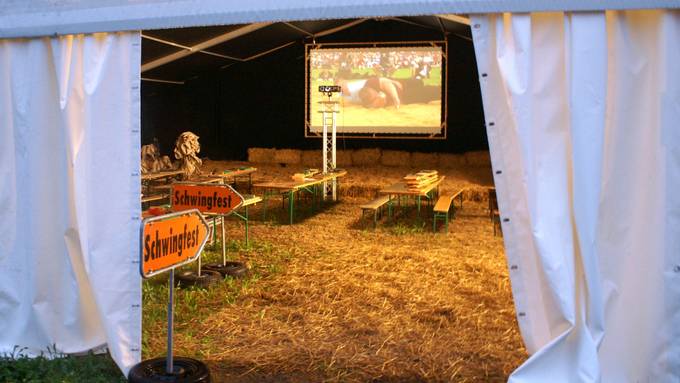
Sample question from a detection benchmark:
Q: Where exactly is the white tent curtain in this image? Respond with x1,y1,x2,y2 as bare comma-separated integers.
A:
0,32,141,374
471,10,680,382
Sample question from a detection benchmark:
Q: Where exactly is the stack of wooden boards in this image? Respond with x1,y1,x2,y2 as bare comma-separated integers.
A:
291,168,320,182
404,170,439,191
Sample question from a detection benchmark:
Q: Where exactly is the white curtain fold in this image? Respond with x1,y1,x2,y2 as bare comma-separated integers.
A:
0,32,141,374
472,9,680,382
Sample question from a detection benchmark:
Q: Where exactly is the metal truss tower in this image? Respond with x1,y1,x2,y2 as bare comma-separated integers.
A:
319,99,339,200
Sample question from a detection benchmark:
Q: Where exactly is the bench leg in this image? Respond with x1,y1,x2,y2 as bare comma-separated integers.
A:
433,213,442,232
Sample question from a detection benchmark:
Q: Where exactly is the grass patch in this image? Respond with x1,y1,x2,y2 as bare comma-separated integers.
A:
141,238,294,358
0,347,124,382
388,221,427,236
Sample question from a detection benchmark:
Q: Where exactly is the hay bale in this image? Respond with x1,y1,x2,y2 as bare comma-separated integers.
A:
248,148,276,164
381,150,411,167
464,151,492,167
301,150,321,167
302,150,351,167
336,150,353,167
411,152,439,168
438,153,467,168
464,188,488,202
274,149,302,165
352,148,381,166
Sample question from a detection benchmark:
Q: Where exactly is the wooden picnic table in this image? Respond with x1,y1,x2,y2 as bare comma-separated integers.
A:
141,169,185,181
217,167,257,193
141,169,185,195
204,194,263,246
150,175,225,195
188,175,223,184
379,175,446,218
253,170,347,224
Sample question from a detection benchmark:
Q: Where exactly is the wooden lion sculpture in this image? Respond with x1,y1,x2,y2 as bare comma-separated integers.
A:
174,131,202,179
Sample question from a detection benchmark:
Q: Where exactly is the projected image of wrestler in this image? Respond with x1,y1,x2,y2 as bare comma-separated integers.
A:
308,46,443,131
337,76,440,109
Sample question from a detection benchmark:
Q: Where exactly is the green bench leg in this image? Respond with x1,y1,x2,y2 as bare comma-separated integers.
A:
262,190,270,222
433,211,450,232
374,209,378,228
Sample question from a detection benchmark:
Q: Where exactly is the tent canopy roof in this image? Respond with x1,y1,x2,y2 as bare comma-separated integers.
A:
0,0,677,39
140,16,471,83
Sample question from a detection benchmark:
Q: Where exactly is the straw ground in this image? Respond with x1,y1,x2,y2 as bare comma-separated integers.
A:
142,162,526,382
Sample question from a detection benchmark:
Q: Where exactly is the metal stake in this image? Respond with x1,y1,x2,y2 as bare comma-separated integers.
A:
166,269,175,374
244,206,249,247
221,215,227,266
197,251,202,276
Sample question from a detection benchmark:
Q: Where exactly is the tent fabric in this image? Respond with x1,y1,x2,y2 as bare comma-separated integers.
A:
1,0,678,39
471,9,680,382
0,32,142,374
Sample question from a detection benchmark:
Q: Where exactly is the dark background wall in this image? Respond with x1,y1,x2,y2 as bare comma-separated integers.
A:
141,20,487,160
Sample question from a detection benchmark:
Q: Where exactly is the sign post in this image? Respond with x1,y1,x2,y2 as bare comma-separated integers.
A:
129,209,211,382
171,183,244,268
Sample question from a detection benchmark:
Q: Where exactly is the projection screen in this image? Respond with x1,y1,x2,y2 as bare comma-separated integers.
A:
306,43,446,137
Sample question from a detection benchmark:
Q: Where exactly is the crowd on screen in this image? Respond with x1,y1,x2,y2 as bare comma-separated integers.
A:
311,49,442,80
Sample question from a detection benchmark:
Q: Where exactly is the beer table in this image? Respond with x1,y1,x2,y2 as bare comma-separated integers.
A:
253,170,347,224
151,175,223,192
204,194,262,246
218,167,257,193
141,170,184,194
378,176,446,218
141,169,184,181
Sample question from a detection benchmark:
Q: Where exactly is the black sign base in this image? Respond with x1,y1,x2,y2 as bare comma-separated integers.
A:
128,357,210,382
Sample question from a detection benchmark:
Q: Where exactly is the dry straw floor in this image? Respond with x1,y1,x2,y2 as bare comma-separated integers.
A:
143,162,526,382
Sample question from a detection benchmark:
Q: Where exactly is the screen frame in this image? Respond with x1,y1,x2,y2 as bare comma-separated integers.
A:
304,40,448,140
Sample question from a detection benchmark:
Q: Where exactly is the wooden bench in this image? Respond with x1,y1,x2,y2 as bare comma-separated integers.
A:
432,188,465,232
360,195,392,228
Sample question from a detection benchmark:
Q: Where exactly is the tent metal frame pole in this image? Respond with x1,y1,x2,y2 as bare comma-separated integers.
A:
283,22,313,36
142,34,243,61
141,22,271,72
141,77,184,85
436,14,471,26
313,19,368,38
